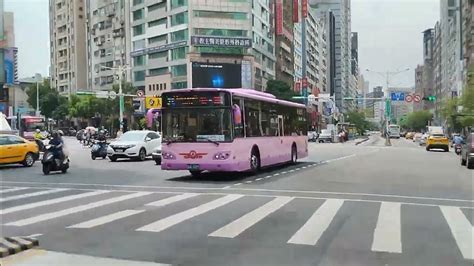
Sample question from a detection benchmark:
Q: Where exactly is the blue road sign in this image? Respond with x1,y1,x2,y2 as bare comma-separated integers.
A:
390,92,405,101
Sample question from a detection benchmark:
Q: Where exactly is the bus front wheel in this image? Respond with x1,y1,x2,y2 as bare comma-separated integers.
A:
250,149,260,173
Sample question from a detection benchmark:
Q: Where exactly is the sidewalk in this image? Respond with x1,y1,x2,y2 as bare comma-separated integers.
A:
1,249,171,266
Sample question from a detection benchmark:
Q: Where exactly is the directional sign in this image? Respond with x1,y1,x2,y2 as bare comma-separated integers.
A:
145,96,162,109
405,94,413,103
413,94,421,103
390,92,405,101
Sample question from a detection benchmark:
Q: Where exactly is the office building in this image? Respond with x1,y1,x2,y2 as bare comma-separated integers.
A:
130,0,273,94
274,0,294,88
422,28,435,112
86,0,131,91
311,0,352,113
49,0,88,95
366,86,383,118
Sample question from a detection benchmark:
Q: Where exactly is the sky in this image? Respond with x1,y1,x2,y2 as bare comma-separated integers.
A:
6,0,440,89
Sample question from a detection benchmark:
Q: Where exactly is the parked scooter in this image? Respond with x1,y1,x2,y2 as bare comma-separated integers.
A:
455,143,462,155
42,144,69,175
91,140,108,160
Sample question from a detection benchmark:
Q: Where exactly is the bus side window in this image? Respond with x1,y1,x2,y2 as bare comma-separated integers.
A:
233,100,244,138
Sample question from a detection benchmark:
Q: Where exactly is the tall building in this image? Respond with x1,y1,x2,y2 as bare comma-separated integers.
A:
433,21,443,123
274,0,294,88
414,64,424,111
422,28,435,112
130,0,265,94
49,0,88,95
462,0,474,67
366,86,383,118
311,0,352,113
86,0,131,91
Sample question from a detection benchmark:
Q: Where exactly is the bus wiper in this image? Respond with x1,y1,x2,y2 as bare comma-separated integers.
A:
198,137,220,146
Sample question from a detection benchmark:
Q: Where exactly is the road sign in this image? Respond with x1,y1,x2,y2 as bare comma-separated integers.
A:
96,91,108,99
405,94,413,103
108,91,117,100
413,94,421,103
136,90,145,98
145,96,162,109
390,92,405,101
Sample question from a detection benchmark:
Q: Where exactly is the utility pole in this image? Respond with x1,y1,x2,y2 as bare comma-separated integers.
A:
36,81,40,116
101,65,130,131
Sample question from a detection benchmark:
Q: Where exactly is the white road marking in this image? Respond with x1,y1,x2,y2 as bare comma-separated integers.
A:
301,166,307,169
264,176,271,179
281,171,288,174
0,190,110,215
0,187,30,194
255,178,263,181
245,181,252,184
234,183,242,186
287,199,344,245
0,189,69,203
371,202,402,253
324,154,356,163
6,192,152,226
273,173,280,176
146,193,199,207
222,186,231,189
67,210,145,229
209,196,293,238
440,206,474,260
137,194,243,233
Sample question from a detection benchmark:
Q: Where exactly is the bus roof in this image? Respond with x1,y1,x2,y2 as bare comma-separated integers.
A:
165,88,306,108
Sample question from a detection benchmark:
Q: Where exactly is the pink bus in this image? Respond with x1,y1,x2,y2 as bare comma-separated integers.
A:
160,88,308,176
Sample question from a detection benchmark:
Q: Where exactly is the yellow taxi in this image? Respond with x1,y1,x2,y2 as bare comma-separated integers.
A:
0,134,39,167
426,132,449,152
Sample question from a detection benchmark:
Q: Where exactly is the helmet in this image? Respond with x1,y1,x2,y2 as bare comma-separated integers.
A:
51,132,59,139
99,130,105,135
36,129,41,133
58,130,64,136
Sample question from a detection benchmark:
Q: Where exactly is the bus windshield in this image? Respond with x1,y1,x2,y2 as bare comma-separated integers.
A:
162,108,232,143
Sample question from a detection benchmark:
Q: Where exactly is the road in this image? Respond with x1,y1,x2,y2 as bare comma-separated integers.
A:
1,135,472,265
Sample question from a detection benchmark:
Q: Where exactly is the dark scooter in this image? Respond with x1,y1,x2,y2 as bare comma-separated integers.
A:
91,140,108,160
42,145,69,175
455,143,462,155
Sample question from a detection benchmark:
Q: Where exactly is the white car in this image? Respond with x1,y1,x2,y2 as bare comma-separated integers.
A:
107,130,161,162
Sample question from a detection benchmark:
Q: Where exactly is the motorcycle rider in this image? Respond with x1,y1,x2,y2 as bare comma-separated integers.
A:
453,134,463,145
33,128,45,151
49,131,65,163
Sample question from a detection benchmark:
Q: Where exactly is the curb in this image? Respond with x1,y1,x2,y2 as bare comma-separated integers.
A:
0,237,39,258
355,138,370,145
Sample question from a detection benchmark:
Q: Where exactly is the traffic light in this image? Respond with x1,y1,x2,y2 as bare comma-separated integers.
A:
423,95,436,102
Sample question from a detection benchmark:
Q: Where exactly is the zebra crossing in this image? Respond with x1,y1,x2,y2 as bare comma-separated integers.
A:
1,186,473,260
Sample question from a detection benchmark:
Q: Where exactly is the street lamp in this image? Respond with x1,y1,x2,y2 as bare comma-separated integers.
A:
100,64,130,131
365,68,411,146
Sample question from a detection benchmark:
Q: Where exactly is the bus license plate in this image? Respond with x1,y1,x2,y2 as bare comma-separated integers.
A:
188,164,200,170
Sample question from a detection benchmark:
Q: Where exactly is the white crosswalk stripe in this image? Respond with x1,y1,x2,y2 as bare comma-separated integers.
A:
146,193,199,207
136,194,243,233
0,190,110,215
0,187,30,194
440,206,474,260
209,196,293,238
67,210,145,229
5,192,152,226
371,202,402,253
0,188,69,203
287,199,344,245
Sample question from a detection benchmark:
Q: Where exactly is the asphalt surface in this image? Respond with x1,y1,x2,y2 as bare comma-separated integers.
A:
0,135,473,266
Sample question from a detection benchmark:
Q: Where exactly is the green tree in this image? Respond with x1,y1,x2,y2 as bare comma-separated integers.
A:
345,111,371,135
26,80,69,119
404,110,433,131
458,65,474,127
266,80,298,101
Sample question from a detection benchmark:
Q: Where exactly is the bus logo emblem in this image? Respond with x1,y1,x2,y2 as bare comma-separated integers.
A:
179,150,207,159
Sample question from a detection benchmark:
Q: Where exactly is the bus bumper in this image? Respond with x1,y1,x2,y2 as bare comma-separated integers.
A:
161,161,248,172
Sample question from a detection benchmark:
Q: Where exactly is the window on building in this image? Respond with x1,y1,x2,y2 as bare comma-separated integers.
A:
171,81,187,89
148,1,166,12
171,0,187,9
194,28,247,37
133,9,144,21
171,64,187,77
163,83,167,90
148,51,167,59
133,0,144,5
171,11,188,26
148,34,167,44
133,39,146,51
149,67,168,76
171,47,188,60
194,11,247,20
133,55,145,66
148,18,167,28
133,24,145,36
170,29,188,42
134,70,145,82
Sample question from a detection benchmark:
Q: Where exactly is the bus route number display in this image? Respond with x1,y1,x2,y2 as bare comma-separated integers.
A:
163,92,229,107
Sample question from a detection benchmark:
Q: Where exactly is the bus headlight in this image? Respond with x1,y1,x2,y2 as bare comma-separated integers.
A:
213,151,231,160
162,152,176,160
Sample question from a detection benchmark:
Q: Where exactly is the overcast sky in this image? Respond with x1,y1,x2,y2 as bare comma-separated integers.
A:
7,0,440,89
